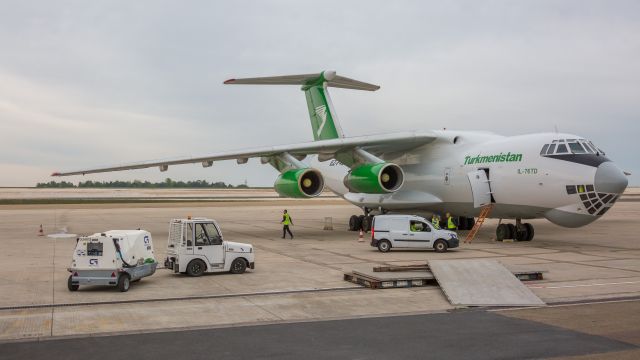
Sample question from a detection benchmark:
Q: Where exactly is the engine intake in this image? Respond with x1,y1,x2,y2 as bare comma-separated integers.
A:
274,168,324,198
344,163,404,194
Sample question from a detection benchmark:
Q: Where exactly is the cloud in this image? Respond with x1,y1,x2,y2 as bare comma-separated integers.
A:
0,0,638,186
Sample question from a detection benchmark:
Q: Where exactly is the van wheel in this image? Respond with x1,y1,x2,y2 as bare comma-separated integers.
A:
117,274,130,292
230,258,247,274
434,240,448,253
377,240,391,253
187,259,206,277
67,275,79,291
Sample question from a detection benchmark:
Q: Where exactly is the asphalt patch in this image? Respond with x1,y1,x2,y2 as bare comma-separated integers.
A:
0,310,635,360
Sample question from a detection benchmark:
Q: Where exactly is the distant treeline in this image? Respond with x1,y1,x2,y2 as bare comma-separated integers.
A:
36,178,249,189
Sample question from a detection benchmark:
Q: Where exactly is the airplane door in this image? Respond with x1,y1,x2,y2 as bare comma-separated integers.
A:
467,170,492,208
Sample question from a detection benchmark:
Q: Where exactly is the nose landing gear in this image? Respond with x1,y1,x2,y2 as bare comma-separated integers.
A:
496,219,534,241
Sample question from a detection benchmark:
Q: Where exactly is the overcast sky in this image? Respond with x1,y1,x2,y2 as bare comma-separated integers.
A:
1,0,638,187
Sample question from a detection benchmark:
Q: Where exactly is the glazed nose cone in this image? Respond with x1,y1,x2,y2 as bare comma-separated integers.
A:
594,162,628,194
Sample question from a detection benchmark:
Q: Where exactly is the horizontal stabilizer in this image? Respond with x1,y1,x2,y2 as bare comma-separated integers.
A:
224,70,379,91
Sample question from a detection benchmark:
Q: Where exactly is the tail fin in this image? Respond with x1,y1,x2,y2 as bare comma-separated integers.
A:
224,70,379,141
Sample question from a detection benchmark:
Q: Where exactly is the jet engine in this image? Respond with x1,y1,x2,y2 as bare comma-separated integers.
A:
274,168,325,198
343,163,404,194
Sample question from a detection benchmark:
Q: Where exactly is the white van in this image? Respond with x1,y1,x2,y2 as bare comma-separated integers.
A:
370,215,459,253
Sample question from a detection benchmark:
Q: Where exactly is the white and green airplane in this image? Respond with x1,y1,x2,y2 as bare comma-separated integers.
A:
53,71,629,241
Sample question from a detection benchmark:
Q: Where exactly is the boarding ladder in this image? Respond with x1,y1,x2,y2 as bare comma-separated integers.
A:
464,204,493,243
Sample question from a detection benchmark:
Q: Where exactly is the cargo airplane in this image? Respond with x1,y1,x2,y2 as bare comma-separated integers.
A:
53,71,629,241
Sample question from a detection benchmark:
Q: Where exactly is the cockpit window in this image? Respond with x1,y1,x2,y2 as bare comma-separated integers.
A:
546,144,556,154
541,138,605,156
556,144,569,154
540,144,549,155
568,142,586,154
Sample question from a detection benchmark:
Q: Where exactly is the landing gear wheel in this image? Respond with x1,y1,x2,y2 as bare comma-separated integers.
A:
361,216,372,232
515,228,528,241
434,240,448,253
507,224,516,239
496,224,509,241
230,258,247,274
348,215,359,231
523,223,534,241
458,217,468,231
117,274,130,292
377,240,391,253
466,218,475,230
67,275,79,291
186,259,206,277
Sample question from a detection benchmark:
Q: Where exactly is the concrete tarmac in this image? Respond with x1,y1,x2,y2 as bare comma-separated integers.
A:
0,189,639,357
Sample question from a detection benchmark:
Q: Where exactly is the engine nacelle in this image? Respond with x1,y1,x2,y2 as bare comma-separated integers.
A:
274,168,325,198
343,163,404,194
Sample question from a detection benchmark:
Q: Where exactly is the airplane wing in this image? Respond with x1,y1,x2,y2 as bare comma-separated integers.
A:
52,131,438,176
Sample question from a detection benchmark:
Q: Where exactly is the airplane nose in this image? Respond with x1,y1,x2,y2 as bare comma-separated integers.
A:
594,162,628,194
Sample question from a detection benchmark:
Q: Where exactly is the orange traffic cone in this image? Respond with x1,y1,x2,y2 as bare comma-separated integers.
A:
358,229,364,242
38,225,44,236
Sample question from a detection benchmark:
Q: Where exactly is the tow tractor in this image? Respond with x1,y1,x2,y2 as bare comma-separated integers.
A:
164,217,255,276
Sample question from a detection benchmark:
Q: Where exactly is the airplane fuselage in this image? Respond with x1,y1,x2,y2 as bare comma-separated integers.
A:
313,131,628,228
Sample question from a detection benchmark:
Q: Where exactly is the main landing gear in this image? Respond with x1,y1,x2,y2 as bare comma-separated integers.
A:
349,213,373,232
496,219,534,242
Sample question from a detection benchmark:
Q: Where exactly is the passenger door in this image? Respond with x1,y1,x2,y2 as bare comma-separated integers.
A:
410,220,434,248
467,170,492,208
193,222,225,267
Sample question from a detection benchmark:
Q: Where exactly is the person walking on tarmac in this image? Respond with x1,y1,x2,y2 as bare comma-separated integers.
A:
431,214,441,230
281,209,294,239
446,212,458,231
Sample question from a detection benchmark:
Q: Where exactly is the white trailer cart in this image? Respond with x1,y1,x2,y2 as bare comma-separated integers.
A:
67,230,157,292
164,218,255,276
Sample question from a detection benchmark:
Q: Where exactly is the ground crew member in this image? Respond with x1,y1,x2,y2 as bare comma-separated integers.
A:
281,209,293,239
446,212,457,231
431,214,441,229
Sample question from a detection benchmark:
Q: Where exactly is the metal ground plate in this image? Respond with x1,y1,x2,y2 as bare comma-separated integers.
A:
429,259,545,307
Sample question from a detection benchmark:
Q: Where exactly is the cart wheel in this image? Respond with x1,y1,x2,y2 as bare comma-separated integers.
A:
434,240,448,253
67,275,79,292
186,259,206,277
377,240,391,253
117,274,130,292
230,258,247,274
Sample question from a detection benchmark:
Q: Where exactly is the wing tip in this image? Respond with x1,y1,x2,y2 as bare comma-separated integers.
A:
223,79,236,84
51,172,61,177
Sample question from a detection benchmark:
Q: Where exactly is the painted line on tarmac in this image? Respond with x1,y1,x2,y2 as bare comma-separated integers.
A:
527,280,640,289
0,286,363,311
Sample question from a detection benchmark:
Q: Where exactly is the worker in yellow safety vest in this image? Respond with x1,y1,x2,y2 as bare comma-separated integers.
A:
446,212,457,230
431,214,441,229
281,209,294,239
